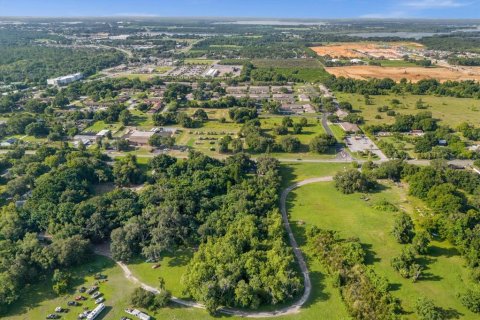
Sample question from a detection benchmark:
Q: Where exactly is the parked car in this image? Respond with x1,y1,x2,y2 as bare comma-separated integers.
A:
67,301,78,306
46,314,58,319
91,291,101,299
95,297,104,304
75,295,86,301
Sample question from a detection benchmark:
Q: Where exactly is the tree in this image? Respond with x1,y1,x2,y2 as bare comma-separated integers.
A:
218,135,232,153
309,134,336,153
292,123,303,134
52,269,71,295
334,169,375,194
119,109,132,125
192,109,208,121
280,136,300,153
412,231,431,255
149,134,175,148
282,116,293,127
392,213,415,244
299,117,308,127
415,297,443,320
25,122,49,137
113,154,144,187
274,125,288,135
130,287,155,309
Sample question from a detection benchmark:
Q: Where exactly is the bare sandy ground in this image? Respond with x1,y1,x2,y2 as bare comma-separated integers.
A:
310,42,423,59
325,65,480,82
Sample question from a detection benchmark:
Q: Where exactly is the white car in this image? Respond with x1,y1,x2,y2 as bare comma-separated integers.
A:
95,297,105,304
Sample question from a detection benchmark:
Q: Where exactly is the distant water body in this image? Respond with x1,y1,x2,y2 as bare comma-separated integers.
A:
215,20,327,26
348,27,480,40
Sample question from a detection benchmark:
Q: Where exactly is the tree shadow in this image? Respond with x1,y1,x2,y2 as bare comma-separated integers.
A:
440,307,463,319
428,245,459,258
388,282,402,292
362,243,381,265
416,255,443,282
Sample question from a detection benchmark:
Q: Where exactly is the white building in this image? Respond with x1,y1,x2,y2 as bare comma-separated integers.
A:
204,68,219,77
47,73,83,86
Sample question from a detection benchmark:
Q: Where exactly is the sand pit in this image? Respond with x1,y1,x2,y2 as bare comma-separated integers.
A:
310,42,423,59
325,65,480,83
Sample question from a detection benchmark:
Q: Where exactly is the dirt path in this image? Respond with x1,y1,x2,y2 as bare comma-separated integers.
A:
96,176,334,317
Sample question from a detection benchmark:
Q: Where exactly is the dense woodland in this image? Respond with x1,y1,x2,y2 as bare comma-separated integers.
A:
0,46,125,84
325,76,480,99
0,146,301,314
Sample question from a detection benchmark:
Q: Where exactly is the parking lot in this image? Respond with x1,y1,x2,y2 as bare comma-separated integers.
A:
345,135,387,160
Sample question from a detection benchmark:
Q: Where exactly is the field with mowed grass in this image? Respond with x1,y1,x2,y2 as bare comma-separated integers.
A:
287,179,477,319
3,255,138,320
336,92,480,128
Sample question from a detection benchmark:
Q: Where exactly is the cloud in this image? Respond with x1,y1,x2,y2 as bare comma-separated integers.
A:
402,0,469,8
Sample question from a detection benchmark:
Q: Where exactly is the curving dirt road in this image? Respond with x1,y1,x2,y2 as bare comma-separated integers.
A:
96,176,334,317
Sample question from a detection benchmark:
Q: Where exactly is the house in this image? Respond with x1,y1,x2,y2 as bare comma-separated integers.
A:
409,130,425,137
335,109,349,119
339,122,360,133
350,59,364,64
279,104,305,115
249,86,270,94
272,94,295,103
73,134,98,147
303,104,315,113
0,138,17,147
226,86,248,94
271,86,293,94
96,129,110,138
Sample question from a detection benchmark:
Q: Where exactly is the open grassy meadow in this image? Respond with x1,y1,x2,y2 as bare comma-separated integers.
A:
335,92,480,128
287,179,477,319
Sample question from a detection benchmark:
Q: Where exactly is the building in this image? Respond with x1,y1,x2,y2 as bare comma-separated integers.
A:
0,138,17,147
298,94,310,102
96,129,110,138
205,68,219,77
47,73,83,86
73,134,98,147
249,86,270,94
272,94,295,104
126,130,156,146
86,303,105,320
335,109,349,119
339,122,360,133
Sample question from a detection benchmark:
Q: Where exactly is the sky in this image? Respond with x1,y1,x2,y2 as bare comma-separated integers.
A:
0,0,479,19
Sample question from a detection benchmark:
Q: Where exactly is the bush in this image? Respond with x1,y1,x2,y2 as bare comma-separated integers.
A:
459,289,480,313
415,297,443,320
130,287,156,309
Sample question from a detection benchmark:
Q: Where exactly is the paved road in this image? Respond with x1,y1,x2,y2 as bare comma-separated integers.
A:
95,176,336,317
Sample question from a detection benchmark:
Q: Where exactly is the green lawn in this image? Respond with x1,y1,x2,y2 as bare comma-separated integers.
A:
287,180,477,319
252,59,324,69
335,92,480,128
83,121,123,134
279,162,348,187
127,248,194,298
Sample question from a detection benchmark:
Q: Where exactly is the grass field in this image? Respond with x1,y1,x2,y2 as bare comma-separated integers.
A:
335,92,480,128
252,59,324,69
325,65,480,83
376,60,419,68
83,121,124,134
287,180,477,319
